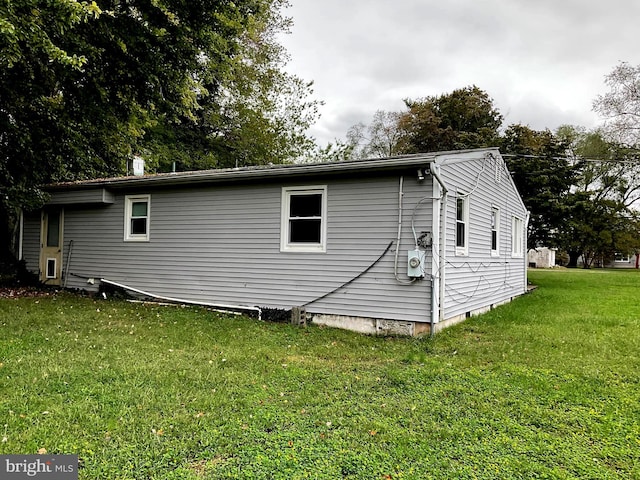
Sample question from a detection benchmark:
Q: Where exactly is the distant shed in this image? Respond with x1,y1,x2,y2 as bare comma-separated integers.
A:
527,247,556,268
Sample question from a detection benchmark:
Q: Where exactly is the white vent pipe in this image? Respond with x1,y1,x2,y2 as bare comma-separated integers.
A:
100,278,262,320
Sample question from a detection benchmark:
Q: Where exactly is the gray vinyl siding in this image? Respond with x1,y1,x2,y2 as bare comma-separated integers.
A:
23,149,527,330
437,154,527,320
22,212,41,272
59,175,434,323
46,188,114,205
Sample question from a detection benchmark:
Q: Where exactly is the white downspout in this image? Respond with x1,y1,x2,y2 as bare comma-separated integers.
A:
524,211,531,293
430,164,448,329
430,179,440,334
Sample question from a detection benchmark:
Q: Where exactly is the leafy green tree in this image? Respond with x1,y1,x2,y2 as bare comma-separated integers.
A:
558,192,636,268
499,124,576,248
610,212,640,267
0,1,100,70
0,0,318,261
145,0,320,171
499,123,638,266
397,85,503,153
302,140,354,163
1,0,105,260
571,130,640,208
554,125,640,266
335,78,640,268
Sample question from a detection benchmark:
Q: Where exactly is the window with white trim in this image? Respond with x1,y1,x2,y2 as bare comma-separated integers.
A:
491,207,500,256
125,195,150,241
456,194,469,256
512,216,523,257
281,186,327,252
614,252,630,263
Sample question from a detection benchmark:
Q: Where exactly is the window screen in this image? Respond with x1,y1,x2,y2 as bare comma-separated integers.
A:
130,201,148,235
289,194,322,243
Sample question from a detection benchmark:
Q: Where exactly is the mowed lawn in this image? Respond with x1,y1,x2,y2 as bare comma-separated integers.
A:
0,269,639,479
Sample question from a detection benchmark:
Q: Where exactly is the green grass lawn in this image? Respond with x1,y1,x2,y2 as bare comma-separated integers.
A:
1,269,639,479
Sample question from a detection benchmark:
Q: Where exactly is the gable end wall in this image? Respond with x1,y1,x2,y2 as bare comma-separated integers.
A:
437,152,527,321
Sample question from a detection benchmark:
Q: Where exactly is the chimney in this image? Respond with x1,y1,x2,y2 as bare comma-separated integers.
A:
132,156,145,176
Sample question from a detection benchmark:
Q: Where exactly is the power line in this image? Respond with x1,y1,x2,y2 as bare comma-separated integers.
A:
501,153,640,164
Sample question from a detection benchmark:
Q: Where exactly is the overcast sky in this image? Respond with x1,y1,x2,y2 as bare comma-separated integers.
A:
278,0,640,147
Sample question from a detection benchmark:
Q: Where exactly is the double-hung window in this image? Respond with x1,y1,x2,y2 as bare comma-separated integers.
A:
456,194,469,256
491,207,500,256
125,195,150,241
511,216,523,257
281,186,327,252
615,253,630,263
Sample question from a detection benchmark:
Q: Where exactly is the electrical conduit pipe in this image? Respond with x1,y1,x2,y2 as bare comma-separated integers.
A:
100,278,262,320
429,163,448,330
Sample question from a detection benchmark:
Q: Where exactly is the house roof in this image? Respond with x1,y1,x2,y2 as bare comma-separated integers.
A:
44,148,500,191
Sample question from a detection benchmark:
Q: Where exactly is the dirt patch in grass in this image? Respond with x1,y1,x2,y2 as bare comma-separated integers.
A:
187,456,229,477
0,286,60,299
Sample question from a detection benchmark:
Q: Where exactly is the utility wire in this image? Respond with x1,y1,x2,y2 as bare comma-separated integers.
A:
302,241,394,307
501,154,640,164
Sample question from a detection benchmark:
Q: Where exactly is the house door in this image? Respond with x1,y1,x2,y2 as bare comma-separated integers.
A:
40,209,64,285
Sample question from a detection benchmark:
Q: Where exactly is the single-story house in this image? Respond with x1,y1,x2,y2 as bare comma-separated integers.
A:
606,253,639,269
19,148,529,335
574,252,640,269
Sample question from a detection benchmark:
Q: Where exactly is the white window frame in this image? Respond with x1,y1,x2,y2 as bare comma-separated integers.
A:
281,186,327,253
614,253,630,263
512,216,524,257
124,194,151,242
46,258,57,279
491,206,500,257
455,193,469,256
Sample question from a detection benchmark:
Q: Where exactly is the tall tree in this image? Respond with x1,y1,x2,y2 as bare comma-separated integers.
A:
144,0,320,170
345,110,403,159
499,124,575,248
568,129,640,207
593,62,640,147
1,0,107,260
557,192,638,268
0,0,318,260
554,125,640,266
397,85,503,153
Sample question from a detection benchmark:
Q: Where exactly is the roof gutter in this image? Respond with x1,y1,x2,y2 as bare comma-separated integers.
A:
45,154,439,191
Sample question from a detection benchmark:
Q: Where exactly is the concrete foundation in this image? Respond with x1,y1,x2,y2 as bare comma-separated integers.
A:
310,296,518,336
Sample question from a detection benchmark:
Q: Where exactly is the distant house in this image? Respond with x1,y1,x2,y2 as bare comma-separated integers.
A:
606,253,639,269
574,252,640,269
20,148,529,335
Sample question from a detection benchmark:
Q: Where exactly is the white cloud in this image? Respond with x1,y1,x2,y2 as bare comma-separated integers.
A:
280,0,640,146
